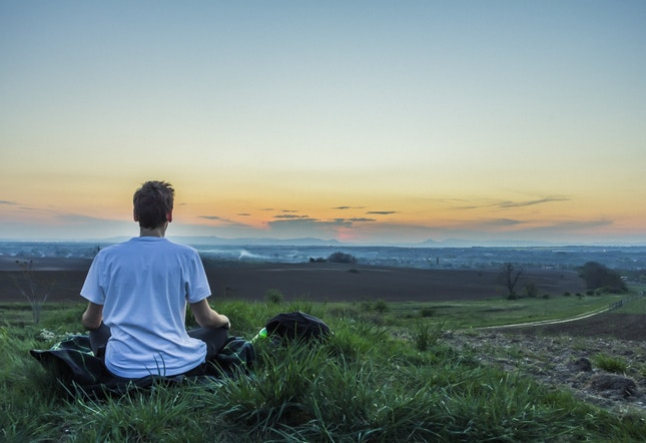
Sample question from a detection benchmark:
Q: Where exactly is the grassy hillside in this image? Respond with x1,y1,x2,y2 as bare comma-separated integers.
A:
2,295,645,442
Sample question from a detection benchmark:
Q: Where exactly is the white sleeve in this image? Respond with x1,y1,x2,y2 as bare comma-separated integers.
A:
185,251,211,303
80,254,106,305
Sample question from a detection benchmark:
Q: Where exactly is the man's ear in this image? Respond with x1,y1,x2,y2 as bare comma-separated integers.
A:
133,209,139,222
167,210,173,223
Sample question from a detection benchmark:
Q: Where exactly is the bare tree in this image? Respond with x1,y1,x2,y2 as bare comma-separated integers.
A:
500,262,523,298
13,260,55,324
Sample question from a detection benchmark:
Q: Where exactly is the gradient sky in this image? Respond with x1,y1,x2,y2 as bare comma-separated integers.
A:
1,1,645,245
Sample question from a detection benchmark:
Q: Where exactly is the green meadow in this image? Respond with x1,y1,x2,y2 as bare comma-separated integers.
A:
1,290,645,442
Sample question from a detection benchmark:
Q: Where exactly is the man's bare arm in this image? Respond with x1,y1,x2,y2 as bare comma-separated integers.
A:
190,299,231,329
82,302,104,330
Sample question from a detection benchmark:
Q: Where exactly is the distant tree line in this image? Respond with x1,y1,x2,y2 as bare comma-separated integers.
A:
499,260,628,300
578,261,627,293
309,252,357,264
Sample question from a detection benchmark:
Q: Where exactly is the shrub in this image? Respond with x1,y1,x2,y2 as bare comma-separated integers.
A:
525,282,538,298
411,321,443,352
265,289,284,304
419,307,434,318
594,354,628,373
578,261,627,293
12,260,56,324
373,300,388,314
327,252,357,264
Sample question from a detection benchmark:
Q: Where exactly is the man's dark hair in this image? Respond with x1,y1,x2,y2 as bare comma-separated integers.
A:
133,181,175,229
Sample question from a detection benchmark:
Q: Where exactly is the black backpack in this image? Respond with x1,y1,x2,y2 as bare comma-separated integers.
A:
264,311,331,342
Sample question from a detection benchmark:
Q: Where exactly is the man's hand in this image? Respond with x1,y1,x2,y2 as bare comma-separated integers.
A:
218,314,231,329
190,299,232,329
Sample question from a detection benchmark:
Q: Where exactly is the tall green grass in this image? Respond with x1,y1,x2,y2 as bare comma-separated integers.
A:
1,299,645,442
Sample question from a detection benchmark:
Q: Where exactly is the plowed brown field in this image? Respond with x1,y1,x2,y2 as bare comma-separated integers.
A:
0,259,586,304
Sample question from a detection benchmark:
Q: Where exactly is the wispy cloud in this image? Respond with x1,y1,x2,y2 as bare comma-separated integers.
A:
238,213,251,217
333,206,365,210
446,217,616,245
347,217,376,222
452,200,495,210
366,211,397,215
158,213,625,245
497,197,569,209
0,200,17,205
453,196,569,211
330,217,366,223
269,218,351,228
274,214,309,219
529,218,613,233
262,208,305,213
267,218,352,238
199,215,252,228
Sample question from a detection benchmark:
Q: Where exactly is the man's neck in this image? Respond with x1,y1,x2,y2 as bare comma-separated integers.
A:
139,223,168,238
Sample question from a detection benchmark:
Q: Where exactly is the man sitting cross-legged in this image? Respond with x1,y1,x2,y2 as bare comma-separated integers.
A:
80,180,230,379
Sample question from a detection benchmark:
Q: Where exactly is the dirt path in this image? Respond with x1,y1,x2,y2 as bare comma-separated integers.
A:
479,306,610,330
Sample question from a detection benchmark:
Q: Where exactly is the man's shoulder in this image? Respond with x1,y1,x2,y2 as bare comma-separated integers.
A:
96,238,163,253
160,239,202,258
163,238,197,250
99,238,199,257
101,238,138,251
95,241,126,255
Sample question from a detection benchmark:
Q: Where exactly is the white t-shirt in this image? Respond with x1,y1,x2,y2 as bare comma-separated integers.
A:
80,237,211,378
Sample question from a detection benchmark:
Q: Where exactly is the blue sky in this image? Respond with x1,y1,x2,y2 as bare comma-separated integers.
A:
1,1,645,245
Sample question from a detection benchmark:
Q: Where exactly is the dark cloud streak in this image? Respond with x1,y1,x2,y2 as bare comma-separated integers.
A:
498,197,569,209
529,218,613,232
274,214,309,219
348,217,375,222
453,196,569,211
332,206,365,210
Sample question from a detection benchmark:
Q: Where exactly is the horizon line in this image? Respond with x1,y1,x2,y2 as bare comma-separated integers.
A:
1,235,645,249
